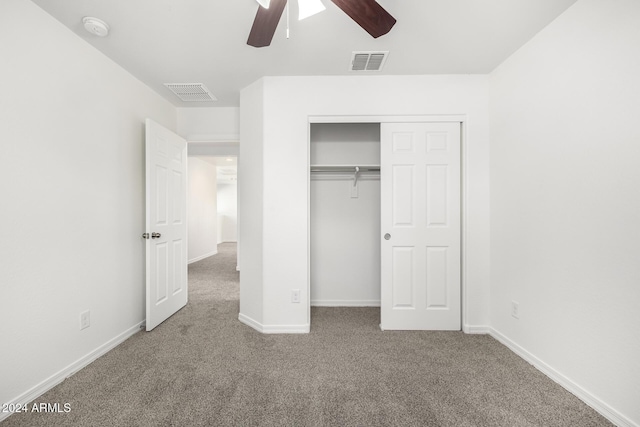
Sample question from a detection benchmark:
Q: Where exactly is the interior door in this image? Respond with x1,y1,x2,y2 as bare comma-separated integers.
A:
144,119,188,331
380,122,461,330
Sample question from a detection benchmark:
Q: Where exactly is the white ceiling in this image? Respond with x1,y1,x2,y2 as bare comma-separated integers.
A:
201,156,238,167
200,157,238,183
31,0,578,107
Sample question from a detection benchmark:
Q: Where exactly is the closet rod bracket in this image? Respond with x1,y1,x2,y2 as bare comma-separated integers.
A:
353,166,360,187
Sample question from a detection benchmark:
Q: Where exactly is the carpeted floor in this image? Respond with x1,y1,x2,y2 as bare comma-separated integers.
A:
3,243,611,426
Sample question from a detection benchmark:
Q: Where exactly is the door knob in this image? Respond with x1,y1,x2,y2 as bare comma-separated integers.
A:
151,232,161,239
142,233,150,239
384,233,391,240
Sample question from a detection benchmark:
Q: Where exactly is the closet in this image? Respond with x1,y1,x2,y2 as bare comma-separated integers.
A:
309,120,462,330
310,123,381,307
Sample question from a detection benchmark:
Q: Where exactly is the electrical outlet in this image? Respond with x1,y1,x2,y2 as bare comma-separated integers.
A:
80,310,91,330
291,289,300,303
511,301,519,319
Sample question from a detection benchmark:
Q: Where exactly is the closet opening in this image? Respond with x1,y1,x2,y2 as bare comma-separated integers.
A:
310,123,382,317
308,117,465,331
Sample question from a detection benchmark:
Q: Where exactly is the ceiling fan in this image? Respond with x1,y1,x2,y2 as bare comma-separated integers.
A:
247,0,396,48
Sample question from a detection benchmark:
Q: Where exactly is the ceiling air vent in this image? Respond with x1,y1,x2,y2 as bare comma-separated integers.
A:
164,83,217,102
350,51,389,71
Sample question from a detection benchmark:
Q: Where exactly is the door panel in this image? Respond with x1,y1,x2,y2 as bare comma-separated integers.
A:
172,239,184,294
381,122,460,330
156,166,168,225
392,165,414,227
426,165,448,226
155,242,168,303
392,247,414,308
425,246,448,308
145,119,188,331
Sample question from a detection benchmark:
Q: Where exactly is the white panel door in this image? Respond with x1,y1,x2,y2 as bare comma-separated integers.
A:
145,119,188,331
380,122,461,330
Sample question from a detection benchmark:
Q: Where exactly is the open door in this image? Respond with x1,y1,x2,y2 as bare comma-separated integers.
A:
380,122,461,330
144,119,188,331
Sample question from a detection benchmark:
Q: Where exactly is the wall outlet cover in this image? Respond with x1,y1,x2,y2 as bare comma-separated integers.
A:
80,310,91,330
291,289,301,303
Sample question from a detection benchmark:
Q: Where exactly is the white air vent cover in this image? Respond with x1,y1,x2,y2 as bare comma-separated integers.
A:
164,83,217,102
350,51,389,71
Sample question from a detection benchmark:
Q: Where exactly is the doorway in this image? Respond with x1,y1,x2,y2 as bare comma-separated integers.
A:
187,156,237,266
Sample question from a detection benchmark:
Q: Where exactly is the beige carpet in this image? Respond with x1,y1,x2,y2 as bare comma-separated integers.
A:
3,243,611,426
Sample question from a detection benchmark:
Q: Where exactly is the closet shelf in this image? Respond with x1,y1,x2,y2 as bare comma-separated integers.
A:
310,164,380,173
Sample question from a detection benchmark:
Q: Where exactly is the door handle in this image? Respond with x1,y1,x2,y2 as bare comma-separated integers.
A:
151,232,162,239
384,233,391,240
142,233,150,239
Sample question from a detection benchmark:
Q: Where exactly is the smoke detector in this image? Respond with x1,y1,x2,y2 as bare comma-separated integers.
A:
82,17,110,37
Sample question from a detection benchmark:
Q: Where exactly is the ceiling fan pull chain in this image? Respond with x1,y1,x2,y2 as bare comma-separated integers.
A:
286,0,290,39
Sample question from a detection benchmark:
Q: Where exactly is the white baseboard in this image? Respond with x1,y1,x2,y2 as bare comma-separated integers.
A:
0,321,143,423
311,300,381,307
490,328,636,427
188,250,217,264
262,324,310,334
238,313,263,332
463,324,490,334
238,313,309,334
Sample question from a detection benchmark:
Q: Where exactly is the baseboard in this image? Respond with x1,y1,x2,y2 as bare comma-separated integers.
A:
463,324,490,334
311,300,381,307
262,324,310,334
0,321,143,423
188,250,217,264
490,328,636,427
238,313,263,333
238,313,310,334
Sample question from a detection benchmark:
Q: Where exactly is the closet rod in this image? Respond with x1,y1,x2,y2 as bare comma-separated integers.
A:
310,165,380,173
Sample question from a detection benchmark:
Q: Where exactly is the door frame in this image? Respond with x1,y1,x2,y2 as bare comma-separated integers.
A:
306,114,469,331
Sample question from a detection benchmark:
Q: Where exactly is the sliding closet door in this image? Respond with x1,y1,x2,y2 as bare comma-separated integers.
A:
380,122,461,330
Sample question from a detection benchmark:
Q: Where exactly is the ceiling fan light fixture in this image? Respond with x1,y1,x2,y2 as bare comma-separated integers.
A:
256,0,271,9
298,0,326,20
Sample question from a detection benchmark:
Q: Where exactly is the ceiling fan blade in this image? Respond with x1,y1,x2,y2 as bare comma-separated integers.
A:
330,0,396,38
247,0,288,47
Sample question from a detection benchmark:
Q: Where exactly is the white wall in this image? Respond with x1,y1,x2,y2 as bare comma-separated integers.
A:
310,123,381,165
217,182,237,243
489,0,640,425
311,179,381,306
310,123,381,306
238,80,265,328
239,75,491,332
177,107,240,157
0,0,176,413
188,157,218,263
177,107,239,140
